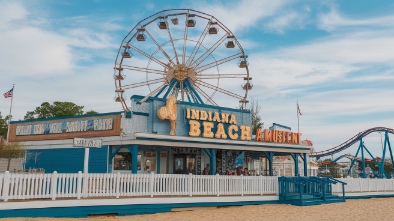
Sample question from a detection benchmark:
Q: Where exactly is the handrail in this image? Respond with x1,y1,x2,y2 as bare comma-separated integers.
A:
280,177,305,186
327,177,347,185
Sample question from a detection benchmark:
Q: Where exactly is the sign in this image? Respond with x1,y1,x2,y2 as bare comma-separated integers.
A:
185,108,251,141
16,117,114,136
73,138,102,148
254,128,301,144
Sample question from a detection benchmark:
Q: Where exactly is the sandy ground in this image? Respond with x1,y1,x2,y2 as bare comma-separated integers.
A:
2,197,394,221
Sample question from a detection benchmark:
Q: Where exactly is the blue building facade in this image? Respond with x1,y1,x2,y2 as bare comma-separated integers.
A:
9,95,311,176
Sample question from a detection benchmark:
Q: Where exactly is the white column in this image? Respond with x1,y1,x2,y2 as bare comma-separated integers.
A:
83,148,90,174
83,148,89,198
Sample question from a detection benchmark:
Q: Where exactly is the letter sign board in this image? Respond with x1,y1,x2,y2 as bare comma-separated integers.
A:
73,138,102,148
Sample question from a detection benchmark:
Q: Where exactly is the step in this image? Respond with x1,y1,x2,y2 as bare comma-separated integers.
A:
284,194,316,200
324,198,346,203
292,199,325,206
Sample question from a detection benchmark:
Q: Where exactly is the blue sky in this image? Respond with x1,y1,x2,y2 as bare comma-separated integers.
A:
1,0,394,160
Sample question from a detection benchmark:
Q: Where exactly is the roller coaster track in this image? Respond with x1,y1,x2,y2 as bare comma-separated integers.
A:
310,127,394,158
332,154,375,163
333,154,357,162
318,154,372,165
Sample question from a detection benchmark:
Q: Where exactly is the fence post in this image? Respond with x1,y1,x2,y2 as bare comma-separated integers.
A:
77,171,82,199
150,172,154,197
83,172,88,198
188,173,192,197
216,174,220,196
241,175,244,196
368,178,371,192
51,171,58,201
260,175,263,195
2,171,10,201
115,172,120,199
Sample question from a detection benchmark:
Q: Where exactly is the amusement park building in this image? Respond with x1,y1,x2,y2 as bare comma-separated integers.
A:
5,9,317,176
8,95,313,176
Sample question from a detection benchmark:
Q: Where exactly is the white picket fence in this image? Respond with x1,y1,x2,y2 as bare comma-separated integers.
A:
332,178,394,193
2,172,394,202
0,171,278,201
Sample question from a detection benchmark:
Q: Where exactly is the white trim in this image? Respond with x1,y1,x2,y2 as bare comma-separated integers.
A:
19,132,312,154
0,196,278,210
134,133,311,153
345,192,394,197
135,133,310,149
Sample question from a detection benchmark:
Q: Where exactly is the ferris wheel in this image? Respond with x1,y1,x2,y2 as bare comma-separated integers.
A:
114,9,252,111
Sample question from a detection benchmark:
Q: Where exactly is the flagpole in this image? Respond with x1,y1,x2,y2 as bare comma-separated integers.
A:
6,84,15,143
297,100,299,135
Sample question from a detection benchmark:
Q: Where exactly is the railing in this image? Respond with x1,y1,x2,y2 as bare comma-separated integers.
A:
0,171,278,201
278,176,306,201
2,172,394,202
332,178,394,193
278,176,347,205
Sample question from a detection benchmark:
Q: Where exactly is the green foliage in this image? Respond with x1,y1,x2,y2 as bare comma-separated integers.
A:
318,159,341,177
0,142,24,159
250,99,263,135
0,142,24,171
358,161,393,177
85,110,98,115
0,112,8,138
24,101,96,120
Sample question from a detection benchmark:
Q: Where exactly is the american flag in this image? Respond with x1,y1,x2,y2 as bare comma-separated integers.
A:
3,88,13,98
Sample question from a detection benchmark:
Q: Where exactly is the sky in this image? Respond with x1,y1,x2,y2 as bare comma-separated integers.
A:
1,0,394,160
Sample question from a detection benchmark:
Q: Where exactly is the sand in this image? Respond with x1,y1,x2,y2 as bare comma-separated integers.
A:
1,198,394,221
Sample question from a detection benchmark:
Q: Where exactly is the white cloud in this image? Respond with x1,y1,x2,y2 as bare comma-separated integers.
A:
318,7,394,31
0,1,27,28
247,29,394,95
277,32,394,64
194,0,291,33
66,28,117,49
0,1,122,78
264,11,306,34
0,27,73,76
250,56,356,93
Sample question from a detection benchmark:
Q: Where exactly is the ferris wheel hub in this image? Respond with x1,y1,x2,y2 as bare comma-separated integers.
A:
166,64,197,84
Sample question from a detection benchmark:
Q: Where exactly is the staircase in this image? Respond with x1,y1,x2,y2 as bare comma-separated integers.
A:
278,176,347,206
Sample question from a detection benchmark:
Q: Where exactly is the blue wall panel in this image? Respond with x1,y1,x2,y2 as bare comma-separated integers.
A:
88,146,109,173
25,148,84,173
25,147,108,173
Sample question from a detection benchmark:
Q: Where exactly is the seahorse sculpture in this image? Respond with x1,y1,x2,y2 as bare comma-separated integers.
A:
157,95,177,135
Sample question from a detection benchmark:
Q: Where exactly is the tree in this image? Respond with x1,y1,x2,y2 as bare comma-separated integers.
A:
0,142,24,171
250,99,263,135
0,112,8,138
24,101,96,120
318,159,341,178
85,110,98,115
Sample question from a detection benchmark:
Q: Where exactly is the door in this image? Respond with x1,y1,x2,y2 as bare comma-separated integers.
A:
174,154,196,174
174,154,185,174
185,155,196,174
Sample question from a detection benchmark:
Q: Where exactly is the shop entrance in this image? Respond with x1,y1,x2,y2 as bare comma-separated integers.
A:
174,154,196,174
